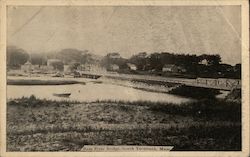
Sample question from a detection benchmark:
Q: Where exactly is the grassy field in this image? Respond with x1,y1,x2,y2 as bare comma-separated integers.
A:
7,96,241,151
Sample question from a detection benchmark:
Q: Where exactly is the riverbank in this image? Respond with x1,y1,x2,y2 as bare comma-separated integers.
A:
101,77,225,99
7,76,238,100
7,79,86,85
7,96,241,151
7,75,180,92
101,77,178,93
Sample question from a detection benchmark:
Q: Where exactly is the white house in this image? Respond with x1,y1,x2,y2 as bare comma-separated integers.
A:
64,65,71,74
162,64,186,73
21,61,33,72
199,59,209,65
127,63,137,71
162,64,178,73
107,53,121,59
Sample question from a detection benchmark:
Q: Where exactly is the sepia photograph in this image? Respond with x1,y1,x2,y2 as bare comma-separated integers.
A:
0,0,249,156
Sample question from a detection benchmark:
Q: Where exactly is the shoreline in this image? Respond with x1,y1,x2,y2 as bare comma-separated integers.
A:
7,79,85,85
7,76,230,100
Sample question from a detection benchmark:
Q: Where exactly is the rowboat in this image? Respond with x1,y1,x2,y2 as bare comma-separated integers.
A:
53,93,71,97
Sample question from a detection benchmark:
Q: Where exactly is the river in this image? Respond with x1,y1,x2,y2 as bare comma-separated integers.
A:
7,80,192,103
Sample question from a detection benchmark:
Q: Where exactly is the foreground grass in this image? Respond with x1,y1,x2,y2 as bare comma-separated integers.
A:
7,96,241,151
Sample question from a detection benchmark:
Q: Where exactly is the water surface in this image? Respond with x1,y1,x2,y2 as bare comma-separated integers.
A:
7,82,192,103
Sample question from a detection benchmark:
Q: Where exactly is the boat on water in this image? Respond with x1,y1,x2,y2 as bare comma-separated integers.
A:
53,93,71,97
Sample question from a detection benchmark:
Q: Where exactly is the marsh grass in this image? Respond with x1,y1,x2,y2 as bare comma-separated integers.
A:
8,95,241,121
7,124,241,151
8,95,82,107
94,99,240,121
148,99,241,121
7,96,241,151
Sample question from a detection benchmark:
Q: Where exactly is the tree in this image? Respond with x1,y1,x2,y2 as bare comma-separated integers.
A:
50,61,64,71
69,62,80,71
160,52,175,65
101,53,127,69
81,53,95,64
234,63,241,79
207,54,221,65
30,53,46,65
148,53,163,71
129,52,148,70
199,54,221,66
7,46,29,68
235,63,241,71
55,48,88,64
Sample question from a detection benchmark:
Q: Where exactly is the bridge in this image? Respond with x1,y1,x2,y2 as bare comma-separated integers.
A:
99,73,241,91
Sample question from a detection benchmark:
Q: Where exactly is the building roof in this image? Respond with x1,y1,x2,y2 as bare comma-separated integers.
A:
163,64,176,68
127,63,136,68
111,64,119,67
107,53,121,58
24,61,32,65
199,59,209,65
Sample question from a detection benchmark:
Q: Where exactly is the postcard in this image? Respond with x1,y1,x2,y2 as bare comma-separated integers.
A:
0,0,249,157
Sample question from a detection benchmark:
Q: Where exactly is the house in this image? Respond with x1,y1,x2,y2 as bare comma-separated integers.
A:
199,59,209,65
162,64,179,73
88,64,106,73
107,53,121,59
107,64,119,71
137,52,147,58
77,64,91,71
40,65,54,73
21,60,59,74
64,65,71,74
21,61,33,72
77,64,107,73
126,63,137,71
162,64,186,73
178,66,187,73
29,65,55,74
47,59,62,66
47,59,63,71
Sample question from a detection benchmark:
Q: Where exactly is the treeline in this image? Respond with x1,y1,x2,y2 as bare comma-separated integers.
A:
101,52,241,79
7,46,241,79
7,46,100,68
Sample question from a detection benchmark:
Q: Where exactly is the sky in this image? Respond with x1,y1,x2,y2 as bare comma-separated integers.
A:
7,6,241,65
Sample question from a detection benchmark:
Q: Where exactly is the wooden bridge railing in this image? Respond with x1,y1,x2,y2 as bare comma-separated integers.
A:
101,73,241,91
194,78,241,90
